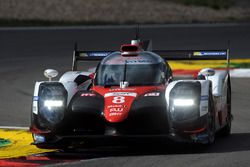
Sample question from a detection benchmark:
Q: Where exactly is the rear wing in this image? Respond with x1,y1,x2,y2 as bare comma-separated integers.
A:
153,50,229,60
72,46,229,71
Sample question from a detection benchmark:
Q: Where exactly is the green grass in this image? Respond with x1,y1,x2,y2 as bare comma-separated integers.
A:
0,138,11,147
170,0,232,9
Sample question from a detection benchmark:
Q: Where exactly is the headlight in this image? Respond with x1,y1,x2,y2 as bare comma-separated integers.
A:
40,98,65,125
169,82,201,121
38,83,67,126
44,100,63,110
173,99,194,107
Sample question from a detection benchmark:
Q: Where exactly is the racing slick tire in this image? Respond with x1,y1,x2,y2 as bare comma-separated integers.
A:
207,89,215,144
219,83,232,137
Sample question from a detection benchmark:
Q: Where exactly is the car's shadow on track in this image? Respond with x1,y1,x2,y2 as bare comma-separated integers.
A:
205,133,250,153
44,133,250,160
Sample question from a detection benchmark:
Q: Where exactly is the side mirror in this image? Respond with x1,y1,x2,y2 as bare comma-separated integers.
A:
89,73,95,80
198,68,215,78
44,69,58,81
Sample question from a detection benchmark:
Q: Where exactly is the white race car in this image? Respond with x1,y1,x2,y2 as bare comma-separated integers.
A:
30,39,231,148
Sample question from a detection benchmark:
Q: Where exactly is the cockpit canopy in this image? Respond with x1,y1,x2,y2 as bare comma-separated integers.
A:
94,51,171,86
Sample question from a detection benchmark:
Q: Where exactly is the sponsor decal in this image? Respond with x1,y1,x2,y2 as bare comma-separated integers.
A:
109,113,122,116
107,104,125,113
109,88,136,91
88,52,111,57
110,108,123,112
105,57,124,64
107,104,124,108
126,59,153,64
126,57,144,60
106,58,153,65
193,51,226,56
144,92,160,97
104,92,137,97
81,93,96,97
200,95,208,101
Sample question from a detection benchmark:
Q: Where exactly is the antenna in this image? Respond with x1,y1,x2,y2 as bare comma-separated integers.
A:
74,42,78,52
131,25,141,45
135,25,140,40
72,42,78,71
227,40,231,71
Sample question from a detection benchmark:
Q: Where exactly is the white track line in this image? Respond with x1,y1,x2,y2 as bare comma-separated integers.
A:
0,126,29,130
230,69,250,78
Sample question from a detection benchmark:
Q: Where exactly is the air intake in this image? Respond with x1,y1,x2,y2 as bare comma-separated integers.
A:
120,44,140,56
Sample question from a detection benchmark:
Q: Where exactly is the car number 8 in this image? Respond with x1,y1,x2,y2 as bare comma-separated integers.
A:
112,96,125,104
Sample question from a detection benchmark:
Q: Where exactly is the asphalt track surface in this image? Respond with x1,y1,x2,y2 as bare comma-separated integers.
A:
0,23,250,166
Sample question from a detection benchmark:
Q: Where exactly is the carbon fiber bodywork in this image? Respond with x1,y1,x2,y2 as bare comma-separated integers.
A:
31,87,172,148
32,90,168,134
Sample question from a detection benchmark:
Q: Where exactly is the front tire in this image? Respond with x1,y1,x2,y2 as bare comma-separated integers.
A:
219,85,232,137
207,90,215,144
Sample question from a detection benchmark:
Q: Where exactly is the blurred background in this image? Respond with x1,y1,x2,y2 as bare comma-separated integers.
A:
0,0,249,26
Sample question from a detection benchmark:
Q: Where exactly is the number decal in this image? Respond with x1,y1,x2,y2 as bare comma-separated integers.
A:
112,96,125,104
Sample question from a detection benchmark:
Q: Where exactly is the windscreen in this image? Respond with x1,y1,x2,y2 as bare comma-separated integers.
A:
94,63,165,86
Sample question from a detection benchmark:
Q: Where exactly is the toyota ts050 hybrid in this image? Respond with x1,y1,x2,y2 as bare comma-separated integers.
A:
30,39,232,148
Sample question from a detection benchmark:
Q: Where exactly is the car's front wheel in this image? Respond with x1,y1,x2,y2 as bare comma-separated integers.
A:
219,85,232,137
207,89,215,144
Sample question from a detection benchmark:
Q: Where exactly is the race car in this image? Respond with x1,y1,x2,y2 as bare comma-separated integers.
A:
30,39,232,148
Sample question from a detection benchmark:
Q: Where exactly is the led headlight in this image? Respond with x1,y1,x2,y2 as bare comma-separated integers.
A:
169,82,201,121
44,100,63,110
173,99,194,107
38,83,67,126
